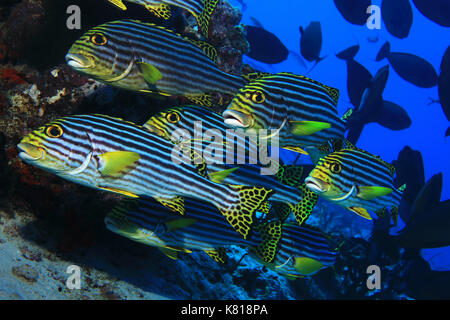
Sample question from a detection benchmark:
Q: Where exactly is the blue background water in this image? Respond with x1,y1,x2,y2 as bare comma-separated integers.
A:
229,0,450,270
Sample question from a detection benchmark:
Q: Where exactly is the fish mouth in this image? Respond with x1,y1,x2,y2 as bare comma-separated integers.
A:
143,123,166,137
65,53,94,69
17,142,44,161
222,109,253,128
305,176,330,193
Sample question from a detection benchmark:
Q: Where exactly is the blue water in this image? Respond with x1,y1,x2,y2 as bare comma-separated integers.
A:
231,0,450,270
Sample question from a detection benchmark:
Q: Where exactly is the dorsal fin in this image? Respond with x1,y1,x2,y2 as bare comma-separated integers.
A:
186,39,218,63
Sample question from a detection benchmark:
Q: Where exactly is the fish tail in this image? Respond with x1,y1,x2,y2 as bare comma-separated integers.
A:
253,220,283,263
218,185,274,239
290,184,318,226
197,0,219,37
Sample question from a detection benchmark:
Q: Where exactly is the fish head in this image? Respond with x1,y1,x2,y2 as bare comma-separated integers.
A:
305,155,348,200
144,106,187,142
224,84,273,131
66,23,133,81
17,117,94,176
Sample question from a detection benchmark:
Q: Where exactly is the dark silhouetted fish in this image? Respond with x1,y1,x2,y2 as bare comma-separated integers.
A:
396,173,450,249
246,26,289,64
337,45,373,108
377,41,438,88
345,65,411,144
412,0,450,27
438,46,450,121
446,126,450,137
299,22,326,70
334,0,372,25
382,0,413,39
392,146,425,222
406,256,450,299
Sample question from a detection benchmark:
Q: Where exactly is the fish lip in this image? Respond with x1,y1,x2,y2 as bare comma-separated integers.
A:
222,109,252,128
143,123,166,137
17,142,44,161
305,176,329,193
65,53,94,69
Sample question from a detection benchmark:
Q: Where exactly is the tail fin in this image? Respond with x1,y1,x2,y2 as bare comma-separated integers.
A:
254,221,283,263
276,164,304,188
290,184,318,226
218,186,274,239
376,41,391,61
197,0,220,37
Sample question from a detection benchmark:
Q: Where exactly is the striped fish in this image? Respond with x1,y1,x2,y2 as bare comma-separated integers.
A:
107,0,219,38
144,105,318,226
305,148,403,223
105,196,337,278
17,114,274,239
223,72,346,157
65,20,246,106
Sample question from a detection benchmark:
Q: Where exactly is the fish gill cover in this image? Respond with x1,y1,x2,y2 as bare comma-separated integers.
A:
0,0,449,301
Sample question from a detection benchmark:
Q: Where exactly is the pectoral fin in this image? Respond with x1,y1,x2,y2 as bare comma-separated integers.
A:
108,0,127,10
294,257,324,275
165,218,197,232
289,121,331,136
209,167,239,184
356,186,393,201
348,206,372,220
98,151,140,176
137,62,163,85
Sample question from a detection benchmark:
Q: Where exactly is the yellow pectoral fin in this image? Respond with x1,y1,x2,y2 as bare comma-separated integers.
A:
357,186,393,201
289,121,331,136
98,151,140,176
99,186,139,198
209,167,239,184
294,257,324,275
108,0,127,10
165,218,197,232
137,62,163,85
281,146,309,155
348,206,372,220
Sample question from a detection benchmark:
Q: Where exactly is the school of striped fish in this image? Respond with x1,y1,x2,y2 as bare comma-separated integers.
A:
16,0,411,280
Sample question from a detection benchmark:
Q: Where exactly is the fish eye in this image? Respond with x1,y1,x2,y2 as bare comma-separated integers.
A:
91,33,108,46
166,112,180,124
330,162,341,174
45,124,63,138
251,91,265,104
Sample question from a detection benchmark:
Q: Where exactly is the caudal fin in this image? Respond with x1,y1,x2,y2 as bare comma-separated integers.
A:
218,186,274,239
253,221,283,263
197,0,220,37
290,184,318,226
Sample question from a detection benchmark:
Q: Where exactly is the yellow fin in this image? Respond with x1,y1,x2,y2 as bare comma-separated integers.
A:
99,186,139,198
204,248,228,264
137,62,163,85
255,221,282,263
281,146,309,155
145,3,172,20
348,206,372,220
185,93,214,107
165,218,197,232
294,257,324,275
159,247,178,260
209,167,239,184
108,0,127,10
187,39,218,62
197,0,219,37
357,186,393,201
98,151,140,176
289,121,331,136
155,196,185,215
